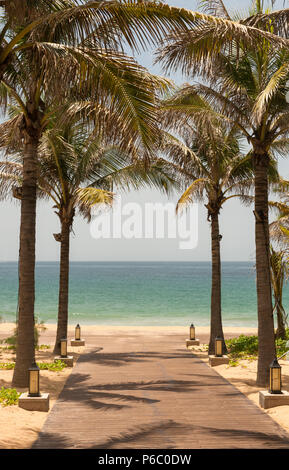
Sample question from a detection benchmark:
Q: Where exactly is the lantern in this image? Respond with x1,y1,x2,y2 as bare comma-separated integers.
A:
75,324,81,341
190,324,195,341
28,361,40,397
60,338,68,358
269,358,282,394
215,337,223,357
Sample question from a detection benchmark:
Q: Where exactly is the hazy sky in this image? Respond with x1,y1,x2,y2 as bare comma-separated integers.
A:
0,0,288,262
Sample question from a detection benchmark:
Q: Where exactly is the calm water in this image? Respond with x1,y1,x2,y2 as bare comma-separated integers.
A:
0,261,288,327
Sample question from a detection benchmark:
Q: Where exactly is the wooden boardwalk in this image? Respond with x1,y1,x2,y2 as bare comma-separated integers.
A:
33,333,289,449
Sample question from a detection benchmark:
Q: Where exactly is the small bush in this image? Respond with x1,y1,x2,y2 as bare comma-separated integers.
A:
0,363,15,369
228,358,240,367
38,361,67,371
0,387,20,406
0,361,67,371
36,345,50,351
225,329,289,365
226,334,259,356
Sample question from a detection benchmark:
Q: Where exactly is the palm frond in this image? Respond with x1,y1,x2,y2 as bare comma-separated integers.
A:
198,0,231,19
252,62,289,124
176,178,209,213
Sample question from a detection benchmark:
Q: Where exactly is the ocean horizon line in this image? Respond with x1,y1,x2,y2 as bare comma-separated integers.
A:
0,260,255,263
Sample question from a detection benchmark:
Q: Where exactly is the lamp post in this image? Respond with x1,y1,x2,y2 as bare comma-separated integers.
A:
190,324,195,341
18,361,50,411
75,324,81,341
71,324,85,347
215,337,223,357
186,323,200,347
28,361,40,397
54,338,73,367
60,338,68,358
269,358,282,394
259,356,289,409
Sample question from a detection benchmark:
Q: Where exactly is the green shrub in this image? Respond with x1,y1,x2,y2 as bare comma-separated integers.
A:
38,361,67,371
276,337,289,357
228,358,240,367
226,329,289,362
0,387,20,406
0,361,67,371
226,334,259,356
0,362,15,369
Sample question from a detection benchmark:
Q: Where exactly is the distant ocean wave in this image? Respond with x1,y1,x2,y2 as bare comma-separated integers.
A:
0,261,287,327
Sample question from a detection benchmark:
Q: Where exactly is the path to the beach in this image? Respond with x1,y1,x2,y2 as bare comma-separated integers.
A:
33,332,289,449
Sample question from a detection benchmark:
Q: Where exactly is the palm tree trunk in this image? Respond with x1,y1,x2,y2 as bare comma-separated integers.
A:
275,304,286,340
209,211,227,355
12,136,38,387
254,152,276,387
53,217,71,355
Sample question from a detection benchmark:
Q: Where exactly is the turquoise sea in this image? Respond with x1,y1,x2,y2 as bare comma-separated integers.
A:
0,261,288,327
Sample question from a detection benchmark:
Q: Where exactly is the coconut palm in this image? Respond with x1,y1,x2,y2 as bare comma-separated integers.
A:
0,112,182,354
0,56,171,387
159,87,264,354
1,0,288,387
157,0,289,386
0,0,197,387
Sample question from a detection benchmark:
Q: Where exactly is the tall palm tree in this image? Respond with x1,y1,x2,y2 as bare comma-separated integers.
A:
0,114,181,355
0,0,197,387
160,88,260,354
1,0,287,386
157,0,289,386
1,56,169,387
39,124,179,354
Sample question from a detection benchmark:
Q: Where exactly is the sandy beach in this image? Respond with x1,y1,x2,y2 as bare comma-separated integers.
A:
1,323,289,448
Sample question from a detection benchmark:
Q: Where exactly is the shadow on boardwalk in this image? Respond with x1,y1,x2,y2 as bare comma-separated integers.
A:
32,339,289,449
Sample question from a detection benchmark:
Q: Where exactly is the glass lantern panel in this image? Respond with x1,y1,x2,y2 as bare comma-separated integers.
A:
29,370,39,395
271,368,281,391
215,341,222,356
61,341,67,357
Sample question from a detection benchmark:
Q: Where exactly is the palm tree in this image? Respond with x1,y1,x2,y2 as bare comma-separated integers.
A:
39,124,180,354
1,0,287,387
0,0,198,387
0,114,181,355
160,87,258,354
157,0,289,386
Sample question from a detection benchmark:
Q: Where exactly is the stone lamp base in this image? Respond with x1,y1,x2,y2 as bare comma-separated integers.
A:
71,339,85,347
259,390,289,409
54,355,74,367
18,393,50,412
209,355,230,367
186,339,200,347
